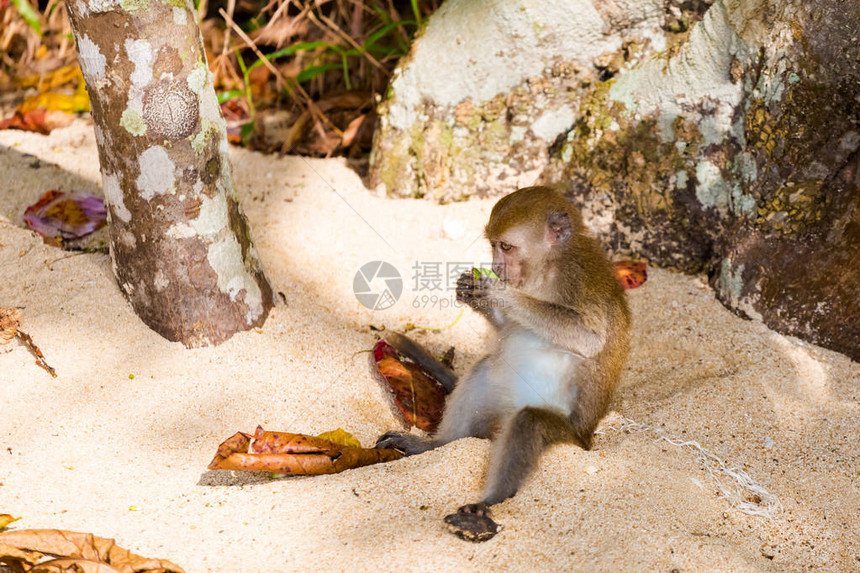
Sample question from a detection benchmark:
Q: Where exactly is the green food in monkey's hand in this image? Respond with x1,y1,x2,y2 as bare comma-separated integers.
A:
471,267,499,280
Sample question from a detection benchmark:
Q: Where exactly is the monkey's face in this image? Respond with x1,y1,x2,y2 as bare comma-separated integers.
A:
489,226,544,289
488,211,571,293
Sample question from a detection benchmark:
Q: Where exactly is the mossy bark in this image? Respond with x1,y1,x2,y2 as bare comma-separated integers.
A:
367,0,672,202
66,0,274,347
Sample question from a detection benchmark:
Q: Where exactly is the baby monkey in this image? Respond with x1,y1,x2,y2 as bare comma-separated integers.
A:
376,186,630,529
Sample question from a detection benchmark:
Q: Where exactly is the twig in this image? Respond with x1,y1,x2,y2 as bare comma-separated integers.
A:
261,0,309,36
46,251,87,271
16,330,57,378
220,0,237,76
218,7,338,137
306,8,386,73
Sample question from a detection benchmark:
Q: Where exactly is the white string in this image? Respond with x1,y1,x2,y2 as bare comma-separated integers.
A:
596,414,781,518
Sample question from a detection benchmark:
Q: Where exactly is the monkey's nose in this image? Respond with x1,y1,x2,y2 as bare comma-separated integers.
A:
492,263,505,278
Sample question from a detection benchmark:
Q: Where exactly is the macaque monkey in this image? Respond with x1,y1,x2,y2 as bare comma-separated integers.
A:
376,186,630,529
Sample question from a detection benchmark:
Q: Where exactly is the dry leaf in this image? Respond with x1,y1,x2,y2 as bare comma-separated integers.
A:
15,330,57,378
316,429,362,449
207,427,401,475
0,515,20,530
23,190,107,240
16,65,83,91
19,92,91,114
220,98,252,144
0,529,185,573
372,339,448,432
341,113,365,147
0,308,56,376
0,308,22,344
613,261,648,289
0,541,41,568
249,427,340,455
0,108,74,134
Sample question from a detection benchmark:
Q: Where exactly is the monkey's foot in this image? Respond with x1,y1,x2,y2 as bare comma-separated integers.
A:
458,502,492,516
443,504,500,542
374,431,434,455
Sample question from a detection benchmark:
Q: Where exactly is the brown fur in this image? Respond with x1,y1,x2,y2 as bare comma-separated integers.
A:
377,186,631,525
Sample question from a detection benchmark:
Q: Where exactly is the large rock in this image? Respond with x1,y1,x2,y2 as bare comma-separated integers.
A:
538,0,860,361
368,0,677,202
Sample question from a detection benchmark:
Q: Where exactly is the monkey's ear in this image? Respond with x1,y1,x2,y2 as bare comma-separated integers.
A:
546,212,572,245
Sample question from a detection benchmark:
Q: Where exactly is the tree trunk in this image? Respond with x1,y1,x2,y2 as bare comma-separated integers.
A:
65,0,274,347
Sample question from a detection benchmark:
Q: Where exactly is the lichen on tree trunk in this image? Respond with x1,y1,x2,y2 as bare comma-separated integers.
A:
66,0,274,347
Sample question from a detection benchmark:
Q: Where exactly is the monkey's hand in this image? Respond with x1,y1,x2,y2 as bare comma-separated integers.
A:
456,271,503,314
375,431,436,456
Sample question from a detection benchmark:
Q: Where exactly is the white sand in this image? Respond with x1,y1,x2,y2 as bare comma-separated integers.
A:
1,119,858,572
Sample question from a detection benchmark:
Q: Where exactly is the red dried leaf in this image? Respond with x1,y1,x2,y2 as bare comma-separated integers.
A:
0,108,74,134
220,99,251,144
613,261,648,289
219,98,250,122
372,339,447,432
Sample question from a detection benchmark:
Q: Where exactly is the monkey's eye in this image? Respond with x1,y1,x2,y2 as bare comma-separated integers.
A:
499,242,513,252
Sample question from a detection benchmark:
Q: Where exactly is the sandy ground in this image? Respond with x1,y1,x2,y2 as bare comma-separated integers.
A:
1,119,858,572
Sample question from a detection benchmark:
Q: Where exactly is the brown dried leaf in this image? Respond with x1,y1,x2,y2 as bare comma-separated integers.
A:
315,92,371,113
207,428,402,475
208,452,335,473
30,557,123,572
249,426,340,455
206,431,252,470
16,331,57,378
0,529,185,573
341,113,365,147
0,541,43,568
0,307,22,344
297,128,341,157
328,447,403,473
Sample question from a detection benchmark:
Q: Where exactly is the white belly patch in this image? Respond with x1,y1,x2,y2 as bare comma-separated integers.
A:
494,329,580,412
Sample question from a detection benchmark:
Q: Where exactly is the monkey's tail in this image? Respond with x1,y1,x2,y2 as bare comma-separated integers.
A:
383,332,457,393
482,407,583,506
